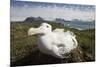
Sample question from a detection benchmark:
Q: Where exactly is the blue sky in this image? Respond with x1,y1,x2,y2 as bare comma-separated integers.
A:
10,0,95,21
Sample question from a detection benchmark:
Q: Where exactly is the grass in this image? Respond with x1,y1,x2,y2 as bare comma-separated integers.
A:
10,22,95,66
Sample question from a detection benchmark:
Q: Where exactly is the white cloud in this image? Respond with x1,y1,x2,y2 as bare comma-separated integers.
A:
10,6,95,21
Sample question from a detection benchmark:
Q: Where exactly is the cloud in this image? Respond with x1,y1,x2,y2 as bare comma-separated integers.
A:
10,3,95,21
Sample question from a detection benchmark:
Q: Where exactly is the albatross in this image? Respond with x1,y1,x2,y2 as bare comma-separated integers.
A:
28,23,78,59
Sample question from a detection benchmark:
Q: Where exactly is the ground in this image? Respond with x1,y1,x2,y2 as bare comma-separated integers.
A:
10,21,95,66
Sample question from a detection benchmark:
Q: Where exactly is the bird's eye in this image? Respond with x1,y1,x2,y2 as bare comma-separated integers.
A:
46,26,49,28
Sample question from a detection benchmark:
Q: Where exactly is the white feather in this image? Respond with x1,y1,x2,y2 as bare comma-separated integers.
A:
28,23,78,58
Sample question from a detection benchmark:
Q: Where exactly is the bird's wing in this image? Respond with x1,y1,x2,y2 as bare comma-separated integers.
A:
65,31,76,37
50,30,78,58
57,30,78,52
51,45,65,58
64,31,78,48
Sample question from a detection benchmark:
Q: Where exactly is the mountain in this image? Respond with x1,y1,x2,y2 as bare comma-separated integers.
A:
23,17,95,30
24,16,44,22
55,18,71,23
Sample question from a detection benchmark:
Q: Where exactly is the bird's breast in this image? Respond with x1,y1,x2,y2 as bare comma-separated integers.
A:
37,35,53,51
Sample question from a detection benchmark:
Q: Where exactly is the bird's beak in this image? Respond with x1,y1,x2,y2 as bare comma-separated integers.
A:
28,27,41,36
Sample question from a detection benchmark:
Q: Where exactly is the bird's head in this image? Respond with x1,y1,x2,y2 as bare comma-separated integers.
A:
28,23,52,36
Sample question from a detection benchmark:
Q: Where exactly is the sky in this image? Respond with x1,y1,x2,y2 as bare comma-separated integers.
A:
10,0,95,21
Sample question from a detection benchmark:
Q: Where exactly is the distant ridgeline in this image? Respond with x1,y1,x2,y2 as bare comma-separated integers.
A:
24,17,45,22
12,16,95,30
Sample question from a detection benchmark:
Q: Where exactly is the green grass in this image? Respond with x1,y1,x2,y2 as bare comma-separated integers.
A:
11,22,95,65
11,22,38,62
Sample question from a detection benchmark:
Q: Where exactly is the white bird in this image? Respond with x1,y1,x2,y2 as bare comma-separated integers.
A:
28,23,78,59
